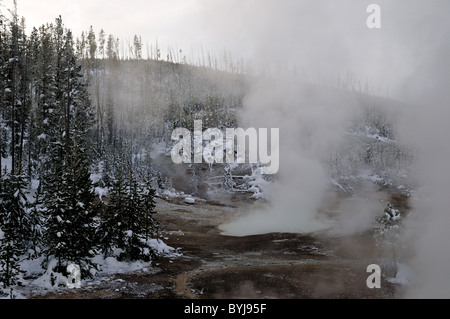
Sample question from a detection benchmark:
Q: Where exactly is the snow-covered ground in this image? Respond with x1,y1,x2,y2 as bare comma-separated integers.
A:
1,238,181,299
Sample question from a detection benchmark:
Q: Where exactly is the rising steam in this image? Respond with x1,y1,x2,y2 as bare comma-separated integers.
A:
214,0,450,298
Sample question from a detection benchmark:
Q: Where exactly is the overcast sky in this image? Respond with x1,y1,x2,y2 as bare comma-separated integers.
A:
2,0,449,98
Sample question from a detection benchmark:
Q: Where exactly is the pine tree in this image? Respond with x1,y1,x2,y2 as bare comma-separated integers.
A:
41,18,100,279
26,180,44,258
2,3,30,175
0,230,22,289
140,173,158,242
41,140,71,275
64,128,100,274
31,24,57,177
98,167,158,262
87,26,97,61
98,29,106,59
98,168,126,257
0,171,29,288
106,34,117,60
42,129,100,278
121,171,148,261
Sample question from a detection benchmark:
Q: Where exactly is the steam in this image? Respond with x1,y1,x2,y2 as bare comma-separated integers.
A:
212,0,450,297
220,76,357,235
396,13,450,297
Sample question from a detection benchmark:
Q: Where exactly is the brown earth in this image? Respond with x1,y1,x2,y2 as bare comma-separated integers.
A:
26,189,409,299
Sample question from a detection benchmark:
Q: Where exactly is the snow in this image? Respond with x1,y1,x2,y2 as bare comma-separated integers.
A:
31,179,40,190
347,129,397,144
247,186,259,193
0,288,26,299
91,255,149,275
12,238,181,297
90,239,180,275
147,239,182,257
95,186,108,200
184,196,195,204
161,188,182,198
358,169,386,184
21,256,46,278
244,167,270,199
90,172,102,184
37,133,47,140
1,156,12,173
0,228,4,240
31,258,70,290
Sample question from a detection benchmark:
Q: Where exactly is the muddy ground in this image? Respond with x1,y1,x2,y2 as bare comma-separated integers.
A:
25,186,410,299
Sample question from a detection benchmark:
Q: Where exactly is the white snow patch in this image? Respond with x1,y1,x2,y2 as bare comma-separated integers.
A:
32,258,69,289
31,179,40,190
161,188,182,198
1,157,12,173
244,167,271,199
147,239,181,257
21,256,46,278
95,186,108,200
91,255,149,275
90,172,102,184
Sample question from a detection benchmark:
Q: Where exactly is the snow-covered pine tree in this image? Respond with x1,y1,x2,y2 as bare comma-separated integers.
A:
98,167,126,258
30,24,57,177
63,127,100,275
42,113,100,278
0,171,29,288
120,171,151,261
41,140,72,275
0,229,22,290
140,173,158,242
26,180,44,258
99,167,157,262
41,19,100,279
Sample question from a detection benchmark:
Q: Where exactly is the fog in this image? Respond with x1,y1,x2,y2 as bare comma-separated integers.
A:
211,0,450,297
